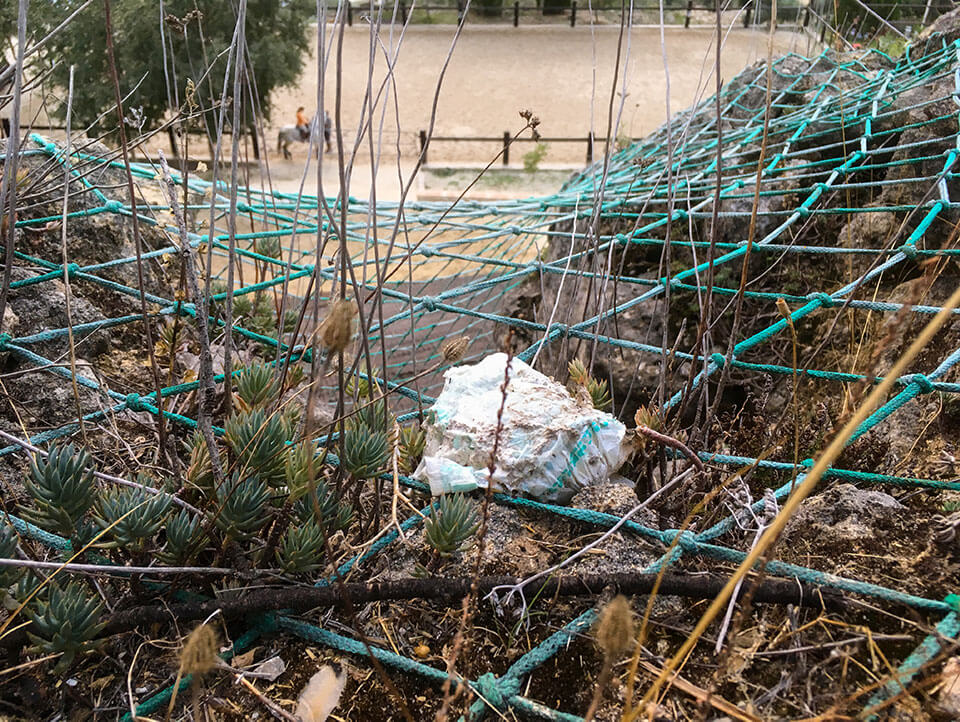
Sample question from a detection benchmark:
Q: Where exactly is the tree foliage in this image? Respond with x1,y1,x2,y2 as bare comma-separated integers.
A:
2,0,313,131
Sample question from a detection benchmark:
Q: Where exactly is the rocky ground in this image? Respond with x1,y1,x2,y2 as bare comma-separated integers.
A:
2,15,960,722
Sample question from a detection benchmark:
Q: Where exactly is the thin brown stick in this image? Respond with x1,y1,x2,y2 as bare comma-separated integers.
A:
59,64,88,446
0,0,28,337
156,150,225,486
635,425,705,473
102,0,168,457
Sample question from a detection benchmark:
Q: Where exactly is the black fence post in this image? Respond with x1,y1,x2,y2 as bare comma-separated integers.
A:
167,127,179,159
743,0,750,27
419,129,428,164
586,131,594,164
347,3,353,25
502,131,511,166
803,5,810,27
514,0,520,26
457,0,465,23
249,127,260,160
400,1,407,23
685,0,693,27
570,0,577,26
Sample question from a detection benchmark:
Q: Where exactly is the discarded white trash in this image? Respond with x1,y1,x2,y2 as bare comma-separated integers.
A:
413,353,629,504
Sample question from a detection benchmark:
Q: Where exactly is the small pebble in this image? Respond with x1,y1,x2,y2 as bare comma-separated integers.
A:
414,643,430,659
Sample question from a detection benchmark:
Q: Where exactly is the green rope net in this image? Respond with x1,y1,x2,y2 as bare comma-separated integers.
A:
5,34,960,720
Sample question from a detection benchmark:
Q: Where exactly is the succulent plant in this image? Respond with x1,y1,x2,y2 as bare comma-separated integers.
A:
94,484,172,550
341,416,389,480
633,404,661,431
0,526,21,587
26,580,105,673
224,409,288,488
358,397,390,432
256,236,282,260
154,321,185,366
282,310,299,334
231,293,254,320
214,473,271,540
185,433,215,497
280,404,301,441
15,572,43,602
568,359,612,411
398,424,426,475
423,494,479,556
276,518,326,573
294,482,352,534
346,369,381,399
285,439,322,499
23,444,96,538
207,279,230,316
71,519,101,552
248,295,281,336
285,363,306,388
158,508,206,564
235,361,280,410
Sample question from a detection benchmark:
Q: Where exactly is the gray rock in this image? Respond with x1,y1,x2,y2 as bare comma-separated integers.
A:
784,483,903,544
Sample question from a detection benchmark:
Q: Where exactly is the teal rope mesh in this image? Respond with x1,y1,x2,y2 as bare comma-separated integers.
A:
4,39,960,718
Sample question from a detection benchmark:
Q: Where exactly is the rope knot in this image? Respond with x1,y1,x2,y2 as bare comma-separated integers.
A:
796,206,810,218
710,352,726,368
663,529,698,551
0,333,11,351
419,244,435,258
125,393,146,412
103,199,124,213
474,673,517,710
420,296,438,312
509,225,522,235
615,233,628,244
898,242,918,259
807,292,834,307
549,322,568,339
910,373,935,394
65,262,80,278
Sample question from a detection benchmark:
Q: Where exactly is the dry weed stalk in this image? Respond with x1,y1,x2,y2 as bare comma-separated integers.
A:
585,595,635,721
436,350,513,720
165,623,218,721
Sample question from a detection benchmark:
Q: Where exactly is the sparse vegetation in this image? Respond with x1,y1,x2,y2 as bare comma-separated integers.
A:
2,1,960,720
522,142,549,172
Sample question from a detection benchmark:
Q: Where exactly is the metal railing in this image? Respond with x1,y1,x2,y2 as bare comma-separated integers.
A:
420,129,612,164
